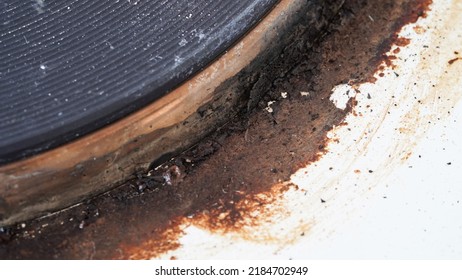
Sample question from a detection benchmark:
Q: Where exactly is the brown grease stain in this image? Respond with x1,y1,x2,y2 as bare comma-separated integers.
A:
0,0,434,260
395,37,412,47
401,151,413,161
117,0,434,259
448,57,460,65
413,25,426,34
372,0,432,77
122,219,184,260
191,184,292,234
124,179,314,259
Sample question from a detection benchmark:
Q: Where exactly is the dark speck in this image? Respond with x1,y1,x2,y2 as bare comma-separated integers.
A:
321,198,326,203
447,162,452,165
368,170,374,173
448,57,460,65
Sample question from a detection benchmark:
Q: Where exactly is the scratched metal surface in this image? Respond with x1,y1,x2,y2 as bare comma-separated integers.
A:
0,0,278,163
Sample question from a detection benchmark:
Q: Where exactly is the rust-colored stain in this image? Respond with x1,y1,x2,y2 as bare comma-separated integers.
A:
0,0,433,259
190,183,293,234
449,51,461,64
125,182,310,259
121,219,184,260
374,0,432,75
401,151,414,162
413,25,426,34
448,57,460,65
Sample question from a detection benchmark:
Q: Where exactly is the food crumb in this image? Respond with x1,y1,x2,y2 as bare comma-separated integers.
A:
265,101,275,113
